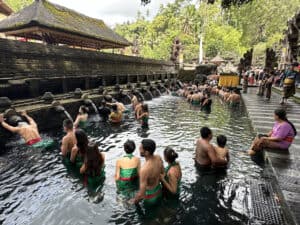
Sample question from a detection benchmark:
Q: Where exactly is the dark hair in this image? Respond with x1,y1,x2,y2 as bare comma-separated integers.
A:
217,135,227,148
112,104,118,112
164,147,178,163
124,140,136,154
80,105,88,114
75,129,88,155
141,139,156,155
63,119,73,130
233,89,240,94
200,127,212,139
84,143,104,176
274,109,297,135
142,104,149,113
101,100,106,107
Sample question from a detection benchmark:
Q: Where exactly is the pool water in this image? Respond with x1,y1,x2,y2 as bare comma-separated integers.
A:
0,96,263,225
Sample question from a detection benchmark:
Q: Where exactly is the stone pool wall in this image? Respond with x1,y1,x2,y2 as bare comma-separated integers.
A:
0,38,176,99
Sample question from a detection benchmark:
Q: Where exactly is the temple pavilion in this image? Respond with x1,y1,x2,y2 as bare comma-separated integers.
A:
0,0,131,49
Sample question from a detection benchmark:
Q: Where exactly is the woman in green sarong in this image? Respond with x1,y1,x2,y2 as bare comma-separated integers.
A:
74,105,89,129
160,147,182,199
70,129,88,170
80,142,105,187
115,140,140,192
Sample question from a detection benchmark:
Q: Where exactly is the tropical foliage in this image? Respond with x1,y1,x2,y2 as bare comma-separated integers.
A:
116,0,300,62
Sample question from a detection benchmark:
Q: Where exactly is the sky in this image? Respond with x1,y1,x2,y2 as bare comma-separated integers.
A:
49,0,175,27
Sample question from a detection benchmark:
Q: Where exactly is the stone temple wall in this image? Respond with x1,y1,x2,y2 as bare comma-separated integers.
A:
0,38,176,99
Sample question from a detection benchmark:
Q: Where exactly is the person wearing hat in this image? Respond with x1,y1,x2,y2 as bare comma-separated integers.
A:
280,62,299,104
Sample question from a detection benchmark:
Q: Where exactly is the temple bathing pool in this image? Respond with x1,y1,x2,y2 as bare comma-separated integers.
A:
0,96,264,225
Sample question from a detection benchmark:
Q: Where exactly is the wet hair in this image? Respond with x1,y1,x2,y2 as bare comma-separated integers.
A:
80,105,88,114
274,109,297,135
141,139,156,155
217,135,227,148
142,104,149,113
200,127,212,139
63,119,73,130
124,140,136,154
233,89,240,94
164,147,178,163
84,142,104,176
75,129,89,155
112,104,118,112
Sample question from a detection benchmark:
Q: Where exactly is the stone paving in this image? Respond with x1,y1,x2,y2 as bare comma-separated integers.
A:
242,88,300,225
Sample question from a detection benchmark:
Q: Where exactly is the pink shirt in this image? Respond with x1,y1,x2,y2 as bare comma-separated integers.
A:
271,122,295,149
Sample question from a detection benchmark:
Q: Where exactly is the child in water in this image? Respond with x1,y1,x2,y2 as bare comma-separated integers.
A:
214,135,230,163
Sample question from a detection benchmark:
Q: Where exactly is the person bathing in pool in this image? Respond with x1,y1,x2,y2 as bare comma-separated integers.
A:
61,119,76,157
134,100,144,119
107,101,127,113
0,110,42,146
160,147,182,198
74,105,88,129
109,104,122,124
195,127,227,169
214,135,230,163
80,142,105,186
115,140,141,191
137,104,149,129
132,139,164,206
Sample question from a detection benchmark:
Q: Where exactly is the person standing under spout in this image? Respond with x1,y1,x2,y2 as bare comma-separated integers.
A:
0,111,54,149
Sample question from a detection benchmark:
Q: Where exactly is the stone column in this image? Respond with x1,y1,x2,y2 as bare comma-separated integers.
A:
62,77,68,93
85,77,90,90
28,78,40,97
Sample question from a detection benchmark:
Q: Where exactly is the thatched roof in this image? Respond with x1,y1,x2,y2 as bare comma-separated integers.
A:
0,0,13,16
0,0,130,49
210,55,225,63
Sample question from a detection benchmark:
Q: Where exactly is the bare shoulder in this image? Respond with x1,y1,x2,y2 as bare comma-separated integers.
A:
134,156,141,162
140,166,148,177
154,154,163,162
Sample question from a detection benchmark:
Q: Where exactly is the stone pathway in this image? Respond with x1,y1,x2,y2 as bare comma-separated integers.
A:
242,88,300,225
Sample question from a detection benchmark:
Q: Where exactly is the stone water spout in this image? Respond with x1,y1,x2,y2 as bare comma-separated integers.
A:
150,86,162,97
51,101,73,122
126,83,133,91
41,92,54,104
0,97,12,113
133,90,145,102
74,88,83,99
3,109,25,127
82,94,99,114
116,90,131,105
140,87,153,101
157,84,169,93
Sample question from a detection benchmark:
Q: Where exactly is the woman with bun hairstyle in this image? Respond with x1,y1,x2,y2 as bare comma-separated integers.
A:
74,105,89,129
160,147,182,198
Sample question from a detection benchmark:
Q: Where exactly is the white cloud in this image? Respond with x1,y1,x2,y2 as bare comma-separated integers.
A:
48,0,175,27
